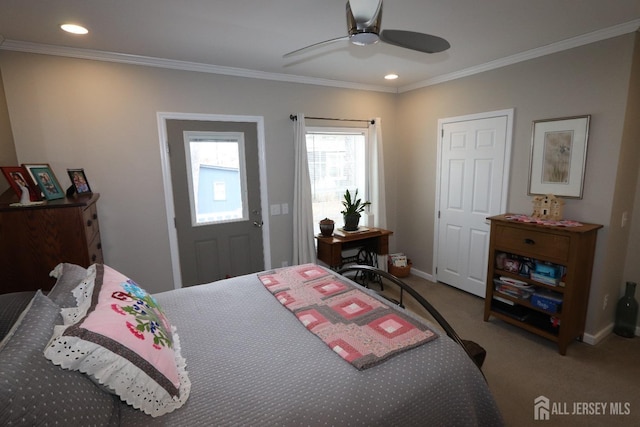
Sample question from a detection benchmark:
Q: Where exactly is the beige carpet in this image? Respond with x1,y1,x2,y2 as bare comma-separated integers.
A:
371,274,640,427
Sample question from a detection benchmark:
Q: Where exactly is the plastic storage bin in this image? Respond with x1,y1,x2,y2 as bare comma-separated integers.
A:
531,291,563,313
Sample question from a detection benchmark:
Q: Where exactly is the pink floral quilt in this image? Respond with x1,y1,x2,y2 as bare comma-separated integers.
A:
258,264,438,370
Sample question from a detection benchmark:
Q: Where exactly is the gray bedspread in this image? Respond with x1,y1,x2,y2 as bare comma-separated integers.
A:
119,269,503,426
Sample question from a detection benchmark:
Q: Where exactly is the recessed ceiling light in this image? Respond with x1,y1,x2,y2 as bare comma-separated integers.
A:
384,73,399,80
60,24,88,35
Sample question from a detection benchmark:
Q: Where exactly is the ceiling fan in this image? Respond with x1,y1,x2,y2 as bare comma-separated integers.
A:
283,0,450,58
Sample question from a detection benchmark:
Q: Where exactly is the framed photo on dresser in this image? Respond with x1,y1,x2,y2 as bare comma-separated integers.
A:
0,166,42,201
67,168,92,194
22,163,65,200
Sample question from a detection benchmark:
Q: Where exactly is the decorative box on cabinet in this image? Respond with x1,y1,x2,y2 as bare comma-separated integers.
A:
0,192,103,294
483,214,602,355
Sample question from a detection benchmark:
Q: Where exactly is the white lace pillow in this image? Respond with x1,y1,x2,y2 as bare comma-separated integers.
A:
44,264,190,417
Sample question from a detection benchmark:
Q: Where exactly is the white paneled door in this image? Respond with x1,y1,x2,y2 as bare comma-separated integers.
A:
435,110,513,297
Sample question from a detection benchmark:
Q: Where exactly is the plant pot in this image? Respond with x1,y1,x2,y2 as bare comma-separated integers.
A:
343,213,361,231
319,218,335,237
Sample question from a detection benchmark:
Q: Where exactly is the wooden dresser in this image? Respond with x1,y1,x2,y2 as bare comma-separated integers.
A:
0,192,103,294
484,214,601,354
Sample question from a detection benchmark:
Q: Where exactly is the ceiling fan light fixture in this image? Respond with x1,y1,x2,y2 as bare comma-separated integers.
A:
350,32,379,46
283,0,449,58
60,23,88,35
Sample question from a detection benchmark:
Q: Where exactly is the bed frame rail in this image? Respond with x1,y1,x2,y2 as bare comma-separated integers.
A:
338,265,486,373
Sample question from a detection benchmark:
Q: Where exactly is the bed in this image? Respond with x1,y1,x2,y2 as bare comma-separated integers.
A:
0,262,503,426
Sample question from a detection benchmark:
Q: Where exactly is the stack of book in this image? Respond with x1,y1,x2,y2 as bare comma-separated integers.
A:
389,253,408,267
494,276,535,299
530,262,563,286
388,253,411,277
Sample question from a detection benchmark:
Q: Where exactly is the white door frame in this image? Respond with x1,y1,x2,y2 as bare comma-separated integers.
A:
157,112,271,289
433,108,514,289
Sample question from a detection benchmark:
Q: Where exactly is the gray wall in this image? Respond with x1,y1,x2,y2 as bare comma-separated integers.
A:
1,32,638,338
395,33,640,336
0,67,17,194
0,50,398,292
621,32,640,315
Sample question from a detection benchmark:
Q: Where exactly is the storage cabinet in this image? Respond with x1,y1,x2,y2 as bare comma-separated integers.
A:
0,192,103,294
484,214,601,354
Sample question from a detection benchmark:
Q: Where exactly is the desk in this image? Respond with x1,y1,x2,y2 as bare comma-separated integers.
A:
316,227,393,269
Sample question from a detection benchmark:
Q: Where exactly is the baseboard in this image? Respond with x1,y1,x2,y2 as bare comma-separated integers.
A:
409,267,434,283
579,323,640,345
582,323,614,345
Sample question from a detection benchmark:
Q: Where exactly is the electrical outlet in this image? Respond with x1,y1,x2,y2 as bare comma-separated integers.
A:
282,261,289,267
603,294,609,310
621,211,629,228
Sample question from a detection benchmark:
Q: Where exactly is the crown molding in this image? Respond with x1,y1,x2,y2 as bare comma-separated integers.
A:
1,18,638,95
0,39,397,94
398,19,640,93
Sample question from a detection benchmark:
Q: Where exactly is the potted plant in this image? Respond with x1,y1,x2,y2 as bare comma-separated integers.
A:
340,189,371,231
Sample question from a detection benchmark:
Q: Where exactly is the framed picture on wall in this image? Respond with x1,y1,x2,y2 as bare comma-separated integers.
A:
528,115,591,199
23,163,65,200
67,168,92,194
0,166,42,201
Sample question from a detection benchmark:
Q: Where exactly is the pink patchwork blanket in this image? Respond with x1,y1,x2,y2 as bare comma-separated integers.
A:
258,264,438,370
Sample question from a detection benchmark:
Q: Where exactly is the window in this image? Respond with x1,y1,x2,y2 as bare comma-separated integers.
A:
306,127,369,234
184,131,249,226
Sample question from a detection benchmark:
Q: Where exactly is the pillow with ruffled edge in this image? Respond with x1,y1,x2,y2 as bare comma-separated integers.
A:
1,291,119,426
44,264,190,417
48,263,89,307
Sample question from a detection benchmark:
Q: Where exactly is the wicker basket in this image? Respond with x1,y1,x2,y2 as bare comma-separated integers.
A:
388,262,412,278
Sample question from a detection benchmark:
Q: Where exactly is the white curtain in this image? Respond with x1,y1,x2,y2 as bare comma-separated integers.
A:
369,118,388,270
292,113,317,265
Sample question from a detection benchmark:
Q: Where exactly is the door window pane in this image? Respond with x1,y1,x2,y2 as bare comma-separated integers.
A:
306,128,368,234
184,132,248,226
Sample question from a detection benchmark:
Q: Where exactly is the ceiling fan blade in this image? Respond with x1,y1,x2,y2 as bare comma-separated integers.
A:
380,29,450,53
283,35,350,58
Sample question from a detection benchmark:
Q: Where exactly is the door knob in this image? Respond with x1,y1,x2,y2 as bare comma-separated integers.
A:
253,221,263,228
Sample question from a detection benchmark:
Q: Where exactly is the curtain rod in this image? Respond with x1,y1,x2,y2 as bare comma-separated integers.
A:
289,114,375,125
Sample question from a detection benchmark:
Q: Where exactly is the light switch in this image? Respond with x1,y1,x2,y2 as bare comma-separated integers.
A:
281,203,289,215
270,204,281,215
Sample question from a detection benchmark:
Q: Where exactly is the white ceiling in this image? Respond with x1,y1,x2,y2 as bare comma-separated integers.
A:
1,0,639,92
